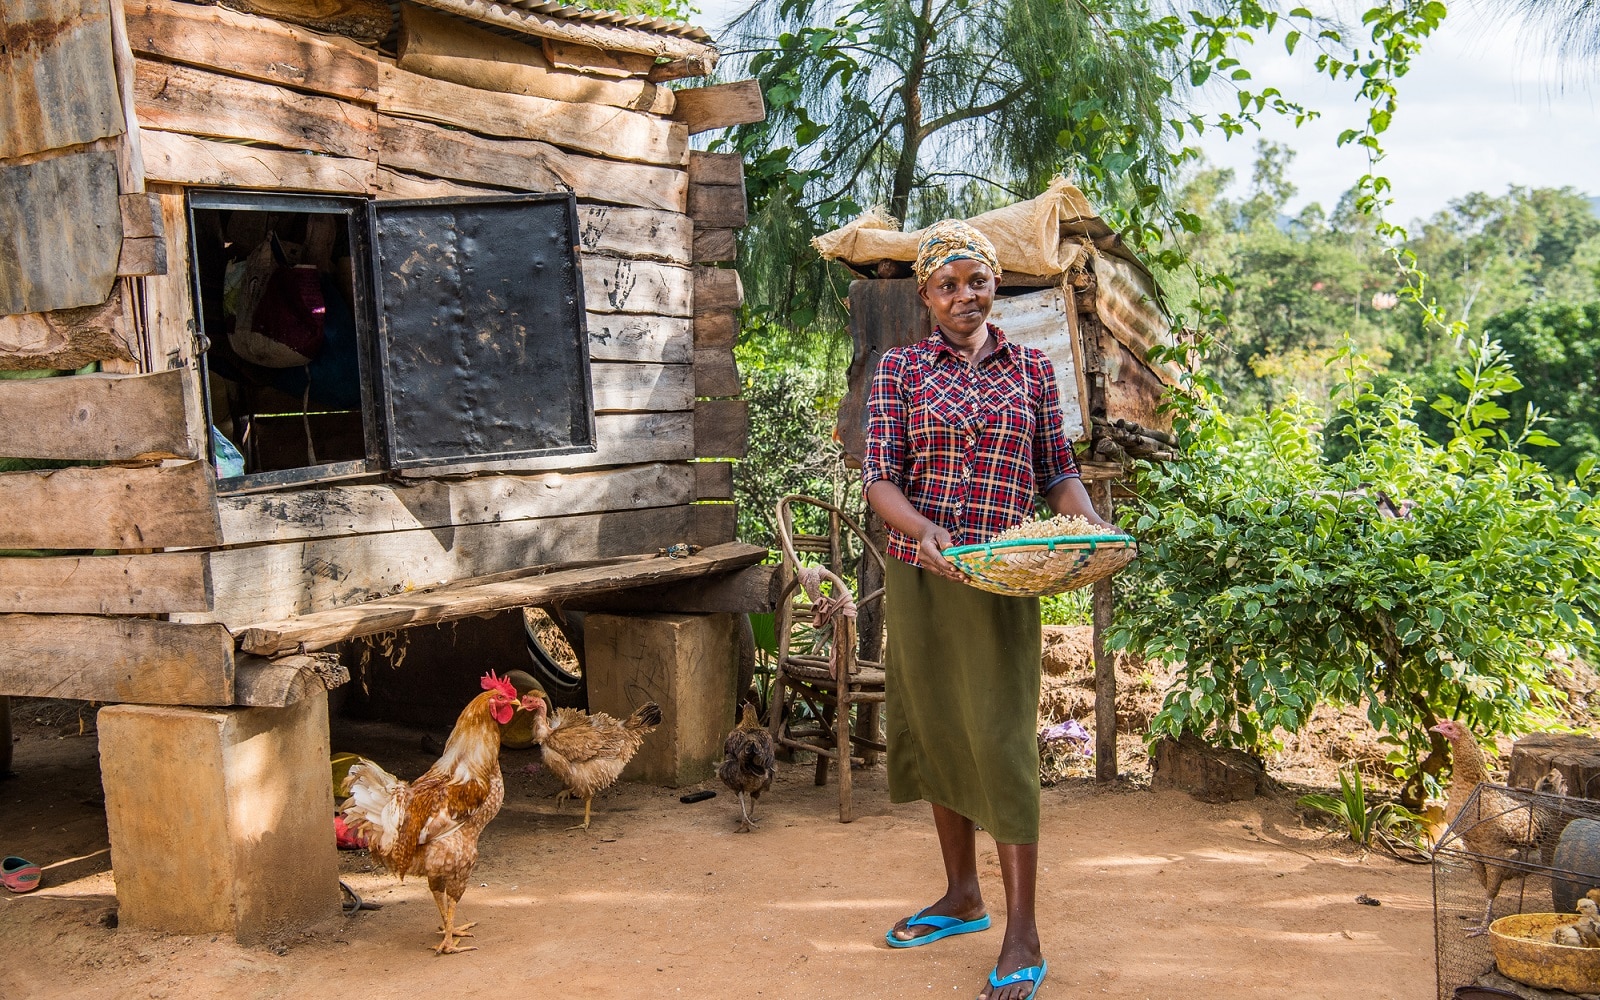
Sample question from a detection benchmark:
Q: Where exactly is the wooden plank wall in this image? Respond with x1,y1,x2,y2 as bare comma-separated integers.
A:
0,0,231,704
0,0,759,692
686,149,746,527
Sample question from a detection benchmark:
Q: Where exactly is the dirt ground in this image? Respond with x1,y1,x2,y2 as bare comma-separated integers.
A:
1,700,1434,1000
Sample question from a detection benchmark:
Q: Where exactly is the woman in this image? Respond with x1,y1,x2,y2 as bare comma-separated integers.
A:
864,220,1112,1000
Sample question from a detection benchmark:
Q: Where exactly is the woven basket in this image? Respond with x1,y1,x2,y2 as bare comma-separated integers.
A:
942,534,1137,597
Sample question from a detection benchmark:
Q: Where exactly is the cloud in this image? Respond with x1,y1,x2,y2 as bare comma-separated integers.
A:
1192,3,1598,224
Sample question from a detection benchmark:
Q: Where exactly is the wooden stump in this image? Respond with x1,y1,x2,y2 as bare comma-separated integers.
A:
1151,732,1267,803
98,695,339,942
584,612,738,787
1511,733,1600,801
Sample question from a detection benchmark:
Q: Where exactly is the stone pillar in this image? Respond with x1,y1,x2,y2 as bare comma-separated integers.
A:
585,612,737,787
98,693,339,943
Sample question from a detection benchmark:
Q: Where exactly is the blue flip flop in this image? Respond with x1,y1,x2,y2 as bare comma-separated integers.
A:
987,959,1047,999
885,908,992,948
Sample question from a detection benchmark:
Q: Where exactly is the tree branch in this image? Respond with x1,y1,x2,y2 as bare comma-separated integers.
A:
919,170,1028,199
916,91,1022,143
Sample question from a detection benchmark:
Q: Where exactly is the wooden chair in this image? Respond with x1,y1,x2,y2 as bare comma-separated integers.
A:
768,495,886,822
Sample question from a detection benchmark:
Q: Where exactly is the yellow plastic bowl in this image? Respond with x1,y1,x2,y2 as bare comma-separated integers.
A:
1489,913,1600,994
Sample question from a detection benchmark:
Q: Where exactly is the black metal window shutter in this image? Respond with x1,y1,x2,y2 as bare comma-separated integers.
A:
370,193,596,470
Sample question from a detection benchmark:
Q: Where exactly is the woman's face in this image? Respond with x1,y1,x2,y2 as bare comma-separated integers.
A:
918,258,996,338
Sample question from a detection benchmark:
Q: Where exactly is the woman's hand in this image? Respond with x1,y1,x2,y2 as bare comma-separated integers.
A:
916,523,963,581
865,481,964,580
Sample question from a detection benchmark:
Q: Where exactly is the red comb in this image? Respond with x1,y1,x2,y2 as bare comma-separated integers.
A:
481,671,516,700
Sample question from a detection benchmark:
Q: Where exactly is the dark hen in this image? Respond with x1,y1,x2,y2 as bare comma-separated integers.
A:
718,702,776,832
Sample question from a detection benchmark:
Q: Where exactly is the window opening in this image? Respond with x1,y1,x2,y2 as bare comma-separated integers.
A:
188,192,378,490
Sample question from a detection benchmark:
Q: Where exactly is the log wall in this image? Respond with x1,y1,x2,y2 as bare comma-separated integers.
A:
0,0,754,705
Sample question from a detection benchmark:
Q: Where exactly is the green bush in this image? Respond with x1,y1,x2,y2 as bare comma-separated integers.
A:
732,339,860,547
1041,590,1092,626
1110,338,1600,805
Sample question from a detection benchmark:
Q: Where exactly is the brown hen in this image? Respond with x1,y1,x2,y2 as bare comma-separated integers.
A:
718,702,776,833
522,695,661,830
340,672,531,954
1433,718,1569,935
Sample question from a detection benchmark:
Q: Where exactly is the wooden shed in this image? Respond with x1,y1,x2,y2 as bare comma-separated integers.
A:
0,0,768,941
819,179,1183,471
815,182,1184,778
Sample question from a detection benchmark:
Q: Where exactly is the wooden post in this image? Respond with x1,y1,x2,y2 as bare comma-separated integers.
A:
1093,478,1117,783
854,509,888,766
584,612,738,786
98,694,339,942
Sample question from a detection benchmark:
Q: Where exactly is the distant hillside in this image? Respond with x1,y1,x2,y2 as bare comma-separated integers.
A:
1591,195,1600,218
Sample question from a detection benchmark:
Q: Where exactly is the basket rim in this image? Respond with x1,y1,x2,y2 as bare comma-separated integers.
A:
943,534,1136,559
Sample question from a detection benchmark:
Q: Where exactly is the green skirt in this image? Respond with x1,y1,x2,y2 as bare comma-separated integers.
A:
884,556,1043,844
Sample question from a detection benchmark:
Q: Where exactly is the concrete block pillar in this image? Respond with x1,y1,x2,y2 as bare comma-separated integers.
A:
585,612,737,787
98,693,339,943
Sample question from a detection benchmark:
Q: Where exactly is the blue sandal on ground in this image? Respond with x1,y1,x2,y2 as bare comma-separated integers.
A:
987,959,1047,999
885,908,992,948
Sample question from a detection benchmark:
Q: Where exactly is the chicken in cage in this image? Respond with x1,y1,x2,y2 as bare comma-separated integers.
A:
1433,780,1600,999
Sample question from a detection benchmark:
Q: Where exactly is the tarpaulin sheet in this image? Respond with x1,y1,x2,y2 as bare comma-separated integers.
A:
812,177,1104,277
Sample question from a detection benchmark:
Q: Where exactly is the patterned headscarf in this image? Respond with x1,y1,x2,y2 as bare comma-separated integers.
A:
913,219,1002,285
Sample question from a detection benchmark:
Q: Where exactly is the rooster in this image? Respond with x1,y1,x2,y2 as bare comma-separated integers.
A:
1432,719,1569,935
718,701,775,833
340,671,532,954
520,689,661,830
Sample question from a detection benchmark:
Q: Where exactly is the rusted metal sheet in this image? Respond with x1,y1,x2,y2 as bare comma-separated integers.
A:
987,286,1089,442
1099,334,1172,436
370,193,595,469
0,0,125,159
0,148,122,316
1094,254,1184,386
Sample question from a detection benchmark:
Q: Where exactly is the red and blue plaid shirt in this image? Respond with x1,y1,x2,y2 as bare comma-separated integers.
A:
863,325,1080,566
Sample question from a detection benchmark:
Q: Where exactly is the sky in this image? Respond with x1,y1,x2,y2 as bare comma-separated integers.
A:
1185,3,1600,229
690,1,1598,229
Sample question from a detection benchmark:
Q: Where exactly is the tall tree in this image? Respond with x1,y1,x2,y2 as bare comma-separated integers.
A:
718,0,1187,328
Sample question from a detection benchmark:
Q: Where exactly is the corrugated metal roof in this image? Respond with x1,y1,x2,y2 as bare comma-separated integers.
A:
391,0,711,42
496,1,711,41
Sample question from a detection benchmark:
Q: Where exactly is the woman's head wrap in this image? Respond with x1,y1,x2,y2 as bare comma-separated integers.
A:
913,219,1002,285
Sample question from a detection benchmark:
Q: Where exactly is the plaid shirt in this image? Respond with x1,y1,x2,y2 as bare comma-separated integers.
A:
863,325,1080,566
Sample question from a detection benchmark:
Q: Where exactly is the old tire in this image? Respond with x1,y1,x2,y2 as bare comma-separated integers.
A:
523,612,586,710
1552,818,1600,912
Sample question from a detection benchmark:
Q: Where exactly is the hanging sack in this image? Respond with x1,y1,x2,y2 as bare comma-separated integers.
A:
231,234,327,368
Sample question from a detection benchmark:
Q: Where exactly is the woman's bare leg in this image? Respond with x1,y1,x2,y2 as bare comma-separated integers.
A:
978,842,1042,1000
888,804,986,941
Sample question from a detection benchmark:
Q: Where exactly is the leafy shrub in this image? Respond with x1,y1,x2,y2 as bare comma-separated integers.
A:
732,337,860,547
1041,590,1092,627
1110,338,1600,805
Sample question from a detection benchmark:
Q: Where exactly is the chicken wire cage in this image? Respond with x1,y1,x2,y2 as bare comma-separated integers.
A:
1434,782,1600,999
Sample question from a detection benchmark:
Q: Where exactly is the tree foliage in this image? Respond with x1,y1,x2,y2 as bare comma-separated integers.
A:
1478,302,1600,480
1111,339,1600,806
716,0,1316,332
731,325,860,546
1173,144,1599,471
